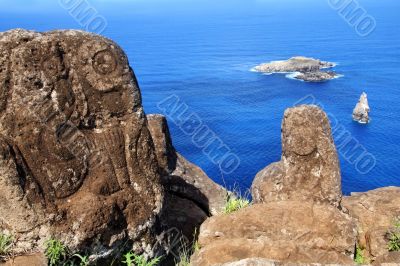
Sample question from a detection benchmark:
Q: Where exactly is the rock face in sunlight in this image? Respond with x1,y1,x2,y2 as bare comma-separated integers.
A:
251,105,342,207
342,187,400,262
0,29,165,259
352,92,370,124
0,29,228,264
191,201,357,266
191,105,357,266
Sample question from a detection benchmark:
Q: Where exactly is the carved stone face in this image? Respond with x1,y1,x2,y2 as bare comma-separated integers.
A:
75,39,141,124
0,30,163,256
2,31,144,200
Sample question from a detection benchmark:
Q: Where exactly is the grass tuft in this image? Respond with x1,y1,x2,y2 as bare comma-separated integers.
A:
72,253,90,266
354,246,368,265
0,233,13,257
223,188,250,214
45,238,67,266
174,228,201,266
388,219,400,252
122,252,161,266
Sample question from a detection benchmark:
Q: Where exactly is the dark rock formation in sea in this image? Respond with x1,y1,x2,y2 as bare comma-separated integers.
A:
253,56,339,82
252,105,342,207
352,92,370,124
0,29,225,264
294,70,337,82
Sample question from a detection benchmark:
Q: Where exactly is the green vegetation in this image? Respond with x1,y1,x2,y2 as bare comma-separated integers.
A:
72,253,90,266
44,238,89,266
121,252,161,266
0,233,13,256
354,246,368,265
174,228,201,266
223,191,250,214
388,219,400,252
45,239,67,266
175,249,190,266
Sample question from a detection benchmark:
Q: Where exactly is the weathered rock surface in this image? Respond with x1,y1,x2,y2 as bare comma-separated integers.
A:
342,187,400,261
219,258,352,266
352,92,370,124
253,56,339,82
372,251,400,265
0,254,46,266
191,201,357,266
147,114,227,216
0,29,164,260
147,114,227,257
251,105,342,207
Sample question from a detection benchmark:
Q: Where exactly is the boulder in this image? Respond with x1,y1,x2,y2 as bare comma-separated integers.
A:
147,114,227,216
342,187,400,260
251,105,342,207
352,92,370,124
147,114,228,263
0,29,163,260
190,201,357,266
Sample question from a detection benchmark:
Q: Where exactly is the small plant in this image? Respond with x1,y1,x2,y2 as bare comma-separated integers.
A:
45,238,67,266
174,228,200,266
175,250,190,266
354,246,368,265
193,240,200,253
223,189,250,214
175,240,191,266
0,233,13,256
72,253,90,266
122,251,161,266
388,218,400,252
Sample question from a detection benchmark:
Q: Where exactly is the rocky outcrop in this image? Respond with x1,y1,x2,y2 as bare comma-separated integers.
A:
0,29,165,261
191,105,357,266
191,201,357,266
147,114,227,216
294,71,337,82
342,187,400,261
352,92,370,124
147,114,227,251
251,105,342,207
252,56,339,82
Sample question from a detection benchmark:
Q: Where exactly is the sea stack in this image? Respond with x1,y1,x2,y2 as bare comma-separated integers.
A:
352,92,370,124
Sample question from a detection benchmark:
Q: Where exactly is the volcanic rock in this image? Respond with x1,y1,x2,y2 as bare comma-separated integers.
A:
352,92,370,124
190,201,357,266
251,105,342,207
342,187,400,261
253,56,339,82
0,29,164,260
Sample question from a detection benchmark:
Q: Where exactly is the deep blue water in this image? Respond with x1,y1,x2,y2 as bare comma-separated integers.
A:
1,0,399,195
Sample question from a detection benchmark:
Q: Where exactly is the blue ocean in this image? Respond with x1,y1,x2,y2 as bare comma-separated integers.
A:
1,0,399,195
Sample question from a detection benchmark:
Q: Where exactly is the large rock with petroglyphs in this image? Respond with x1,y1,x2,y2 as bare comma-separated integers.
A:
0,29,164,260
